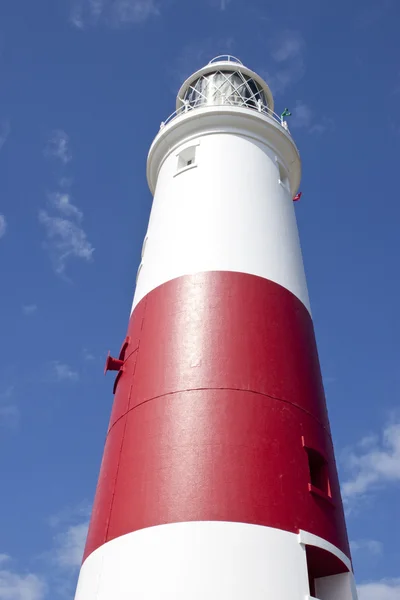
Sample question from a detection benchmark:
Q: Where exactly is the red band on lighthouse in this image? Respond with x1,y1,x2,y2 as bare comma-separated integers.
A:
84,272,349,563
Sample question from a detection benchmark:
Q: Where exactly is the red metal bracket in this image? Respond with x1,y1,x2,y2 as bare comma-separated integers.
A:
104,351,124,375
104,336,131,393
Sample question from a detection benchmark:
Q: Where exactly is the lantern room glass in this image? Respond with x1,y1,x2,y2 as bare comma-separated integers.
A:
183,70,269,112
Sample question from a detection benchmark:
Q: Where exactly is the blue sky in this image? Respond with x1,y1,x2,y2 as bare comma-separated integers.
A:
0,0,399,598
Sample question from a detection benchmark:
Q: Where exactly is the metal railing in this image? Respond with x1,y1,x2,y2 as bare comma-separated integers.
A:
208,55,244,65
159,101,291,134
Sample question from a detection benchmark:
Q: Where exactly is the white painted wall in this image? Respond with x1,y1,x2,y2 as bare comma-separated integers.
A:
75,521,310,600
75,522,357,600
315,572,358,600
132,129,310,313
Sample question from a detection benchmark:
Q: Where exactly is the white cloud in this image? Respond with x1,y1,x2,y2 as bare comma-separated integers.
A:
54,522,89,569
113,0,159,24
70,0,159,28
41,133,94,275
0,215,6,239
358,578,400,600
309,116,335,135
260,30,305,96
350,539,383,555
0,505,90,600
0,121,10,151
0,565,46,600
22,305,37,316
44,130,71,165
70,5,84,28
342,421,400,500
38,207,94,275
49,193,83,221
271,33,304,63
52,362,79,382
48,503,90,578
48,503,91,529
290,101,334,135
291,101,313,129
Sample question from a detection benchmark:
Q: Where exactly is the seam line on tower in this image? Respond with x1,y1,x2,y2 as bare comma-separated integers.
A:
104,297,148,542
107,386,332,440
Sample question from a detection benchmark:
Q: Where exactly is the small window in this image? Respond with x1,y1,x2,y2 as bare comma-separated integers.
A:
304,443,331,499
308,448,330,496
177,146,197,172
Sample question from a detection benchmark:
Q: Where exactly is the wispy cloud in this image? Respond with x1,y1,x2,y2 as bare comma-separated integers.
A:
342,421,400,501
350,539,383,555
358,578,400,600
59,176,74,189
0,558,47,600
0,121,10,151
82,348,95,361
49,503,90,573
42,131,93,275
260,30,305,96
0,504,89,600
70,0,159,28
22,304,38,316
53,522,88,569
51,362,79,382
291,100,312,129
308,117,335,135
208,0,232,9
39,192,94,275
44,130,71,165
39,210,94,275
48,503,90,529
49,192,83,221
355,0,393,29
172,37,235,90
291,100,335,135
0,214,6,238
47,505,90,598
0,386,19,429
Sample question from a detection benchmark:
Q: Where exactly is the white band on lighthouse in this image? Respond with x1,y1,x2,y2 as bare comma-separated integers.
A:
75,522,357,600
132,105,309,313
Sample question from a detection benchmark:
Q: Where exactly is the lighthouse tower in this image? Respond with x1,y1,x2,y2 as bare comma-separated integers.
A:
74,56,358,600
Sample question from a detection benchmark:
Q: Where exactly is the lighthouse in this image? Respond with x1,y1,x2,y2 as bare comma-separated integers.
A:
74,56,358,600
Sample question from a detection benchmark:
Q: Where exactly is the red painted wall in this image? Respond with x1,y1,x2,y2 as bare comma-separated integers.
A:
84,272,350,562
